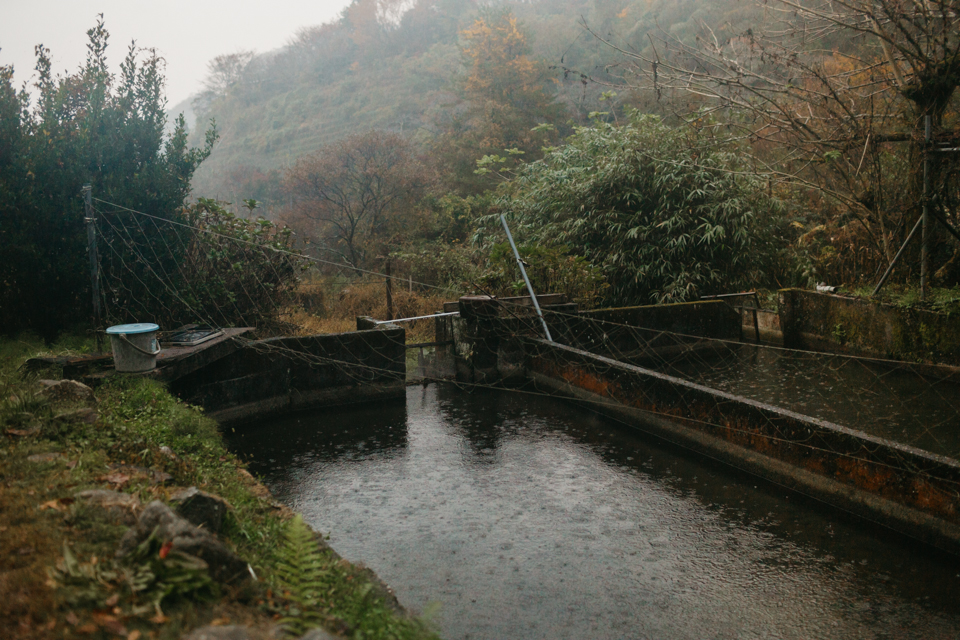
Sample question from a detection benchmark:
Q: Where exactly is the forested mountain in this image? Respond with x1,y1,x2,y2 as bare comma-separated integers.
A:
181,0,764,204
175,0,960,300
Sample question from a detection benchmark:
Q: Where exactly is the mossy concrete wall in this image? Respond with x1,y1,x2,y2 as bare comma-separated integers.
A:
171,328,406,427
526,338,960,555
551,300,741,358
438,298,743,383
779,289,960,365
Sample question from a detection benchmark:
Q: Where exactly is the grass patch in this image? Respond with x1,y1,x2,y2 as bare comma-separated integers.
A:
848,284,960,314
0,334,440,639
282,278,449,344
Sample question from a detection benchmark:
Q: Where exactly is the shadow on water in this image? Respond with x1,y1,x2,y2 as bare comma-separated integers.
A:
225,399,408,500
228,384,960,640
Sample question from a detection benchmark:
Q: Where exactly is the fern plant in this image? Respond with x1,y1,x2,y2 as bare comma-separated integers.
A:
273,515,331,637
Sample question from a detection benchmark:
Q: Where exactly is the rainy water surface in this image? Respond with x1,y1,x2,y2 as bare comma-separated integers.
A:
647,344,960,459
228,384,960,640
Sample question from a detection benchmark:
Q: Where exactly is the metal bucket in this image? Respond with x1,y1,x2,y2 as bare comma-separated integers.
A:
106,323,161,372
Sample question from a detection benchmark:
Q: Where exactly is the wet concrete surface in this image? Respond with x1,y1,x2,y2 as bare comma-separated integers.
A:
646,344,960,459
228,384,960,640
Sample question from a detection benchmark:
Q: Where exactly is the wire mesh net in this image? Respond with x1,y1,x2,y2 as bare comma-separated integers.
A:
89,197,960,505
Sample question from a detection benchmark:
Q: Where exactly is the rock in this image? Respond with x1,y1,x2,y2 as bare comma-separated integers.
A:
159,445,179,461
37,379,96,406
181,626,256,640
298,629,340,640
238,469,271,499
75,489,141,525
117,501,249,584
53,407,99,424
107,463,173,485
170,487,230,534
27,452,63,463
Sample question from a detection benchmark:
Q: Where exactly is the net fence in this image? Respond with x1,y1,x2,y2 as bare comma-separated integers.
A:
90,197,960,497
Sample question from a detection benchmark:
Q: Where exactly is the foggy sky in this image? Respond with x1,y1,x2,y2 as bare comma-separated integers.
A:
0,0,353,108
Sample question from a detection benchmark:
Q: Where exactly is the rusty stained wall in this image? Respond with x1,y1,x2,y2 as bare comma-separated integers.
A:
525,338,960,554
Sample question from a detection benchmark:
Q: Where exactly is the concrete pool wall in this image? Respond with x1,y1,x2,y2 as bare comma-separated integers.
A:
524,337,960,555
171,325,407,427
436,296,960,555
172,294,960,555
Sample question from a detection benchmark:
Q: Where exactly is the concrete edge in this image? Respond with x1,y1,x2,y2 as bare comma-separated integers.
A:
209,381,406,428
530,371,960,557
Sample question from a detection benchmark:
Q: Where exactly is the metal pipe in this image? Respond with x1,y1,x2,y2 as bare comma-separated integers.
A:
931,209,960,244
700,291,757,299
374,311,460,324
873,215,924,296
83,184,103,353
500,214,554,342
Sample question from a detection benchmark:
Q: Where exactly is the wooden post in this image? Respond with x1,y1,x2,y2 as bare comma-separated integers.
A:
385,258,394,321
920,115,931,300
83,184,103,352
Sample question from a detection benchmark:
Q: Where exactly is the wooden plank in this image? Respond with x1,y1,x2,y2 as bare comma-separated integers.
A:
148,327,254,382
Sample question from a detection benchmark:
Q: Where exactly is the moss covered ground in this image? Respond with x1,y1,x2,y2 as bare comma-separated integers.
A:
0,334,439,640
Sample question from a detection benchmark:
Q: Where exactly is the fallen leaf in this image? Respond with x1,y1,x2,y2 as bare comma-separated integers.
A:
149,613,168,625
77,623,98,633
127,631,142,640
59,496,76,505
101,619,128,636
66,460,78,469
40,500,65,512
158,541,173,559
5,427,40,437
209,617,231,626
104,593,119,606
66,611,79,625
17,546,34,555
103,473,130,487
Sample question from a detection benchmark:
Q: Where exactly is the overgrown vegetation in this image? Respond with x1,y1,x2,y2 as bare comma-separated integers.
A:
482,114,791,304
0,20,302,341
101,198,306,332
179,0,958,314
0,335,440,639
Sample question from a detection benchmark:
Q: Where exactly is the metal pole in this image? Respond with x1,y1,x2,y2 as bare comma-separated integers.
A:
873,214,924,296
82,184,103,352
920,115,931,300
384,257,394,321
500,214,553,342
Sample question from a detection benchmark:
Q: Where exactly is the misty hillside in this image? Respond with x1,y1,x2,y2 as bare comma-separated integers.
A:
176,0,765,203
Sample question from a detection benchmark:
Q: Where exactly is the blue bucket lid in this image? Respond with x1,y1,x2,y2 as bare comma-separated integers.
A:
106,323,159,335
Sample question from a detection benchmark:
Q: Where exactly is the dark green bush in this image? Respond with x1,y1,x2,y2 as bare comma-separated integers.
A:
483,113,791,305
